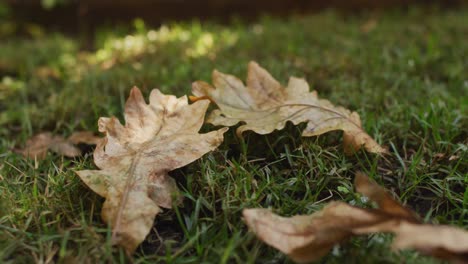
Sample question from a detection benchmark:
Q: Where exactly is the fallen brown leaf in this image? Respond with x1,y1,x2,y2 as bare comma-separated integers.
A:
67,131,102,145
18,131,101,160
76,87,227,254
243,172,468,263
243,202,384,263
192,61,386,154
353,172,418,221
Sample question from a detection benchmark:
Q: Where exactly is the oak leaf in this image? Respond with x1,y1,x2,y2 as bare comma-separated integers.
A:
76,87,227,254
192,62,386,154
243,172,468,263
18,131,101,160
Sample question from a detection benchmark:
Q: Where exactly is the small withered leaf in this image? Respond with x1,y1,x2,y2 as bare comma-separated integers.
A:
243,173,468,263
243,202,388,263
18,131,100,160
192,61,386,154
76,87,227,254
354,172,419,222
67,131,102,145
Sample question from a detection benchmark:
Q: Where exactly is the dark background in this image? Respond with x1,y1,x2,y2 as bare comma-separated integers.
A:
5,0,468,33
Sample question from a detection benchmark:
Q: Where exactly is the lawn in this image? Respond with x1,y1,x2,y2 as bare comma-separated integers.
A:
0,7,467,263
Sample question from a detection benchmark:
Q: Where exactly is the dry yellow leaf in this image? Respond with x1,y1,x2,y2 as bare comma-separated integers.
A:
192,61,386,154
243,173,468,263
76,87,227,254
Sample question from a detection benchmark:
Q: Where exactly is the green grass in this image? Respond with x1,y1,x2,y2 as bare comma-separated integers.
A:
1,7,467,263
